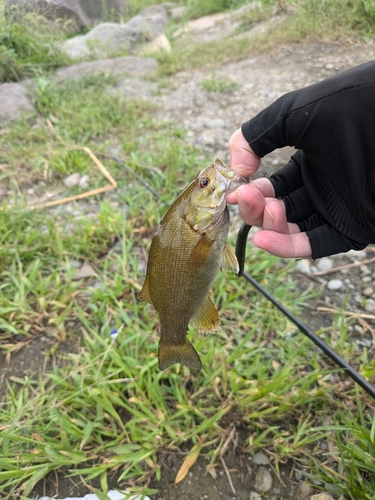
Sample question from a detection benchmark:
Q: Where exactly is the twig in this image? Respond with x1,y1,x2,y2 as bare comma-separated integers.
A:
308,256,375,277
317,306,375,321
220,456,237,497
27,184,115,210
1,120,117,212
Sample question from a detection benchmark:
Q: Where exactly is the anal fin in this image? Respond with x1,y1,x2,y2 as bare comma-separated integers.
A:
192,294,220,334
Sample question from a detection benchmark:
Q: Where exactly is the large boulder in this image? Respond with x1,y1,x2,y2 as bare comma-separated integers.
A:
61,6,168,59
5,0,127,31
54,56,158,81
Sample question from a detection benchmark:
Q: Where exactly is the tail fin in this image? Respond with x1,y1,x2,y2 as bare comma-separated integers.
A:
158,339,202,371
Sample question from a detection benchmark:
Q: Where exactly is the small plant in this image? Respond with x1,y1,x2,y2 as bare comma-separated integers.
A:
201,73,238,92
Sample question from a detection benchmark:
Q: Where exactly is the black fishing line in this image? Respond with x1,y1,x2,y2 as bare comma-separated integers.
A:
103,147,375,398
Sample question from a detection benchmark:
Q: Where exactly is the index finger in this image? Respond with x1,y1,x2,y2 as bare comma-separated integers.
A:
229,128,261,177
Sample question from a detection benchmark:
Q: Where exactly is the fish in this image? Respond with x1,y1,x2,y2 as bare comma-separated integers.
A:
139,158,248,371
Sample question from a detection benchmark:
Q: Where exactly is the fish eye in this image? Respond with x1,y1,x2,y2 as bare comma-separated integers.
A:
199,178,210,188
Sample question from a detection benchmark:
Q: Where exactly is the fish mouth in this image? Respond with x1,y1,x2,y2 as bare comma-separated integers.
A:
215,160,249,194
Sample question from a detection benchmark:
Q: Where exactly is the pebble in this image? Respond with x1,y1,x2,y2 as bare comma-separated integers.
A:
79,174,90,189
72,261,96,280
316,257,333,272
363,286,374,296
64,172,81,187
295,481,311,500
252,451,269,465
295,259,311,274
310,494,334,500
294,470,302,481
346,249,366,260
358,339,373,348
249,492,262,500
255,466,273,492
365,298,375,312
327,279,343,290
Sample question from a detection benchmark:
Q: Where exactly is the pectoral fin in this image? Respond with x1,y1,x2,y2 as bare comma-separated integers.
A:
187,235,214,269
192,294,220,334
139,277,152,304
221,244,239,273
158,339,202,371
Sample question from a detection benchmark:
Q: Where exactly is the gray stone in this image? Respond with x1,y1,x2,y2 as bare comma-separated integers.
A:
345,249,366,260
139,34,171,56
252,451,269,465
169,5,188,19
365,298,375,312
54,56,157,80
139,5,168,21
363,286,374,296
5,0,126,31
64,172,80,187
249,492,262,500
295,481,311,500
317,257,333,272
79,174,90,189
61,11,167,59
62,23,133,59
72,261,96,280
295,259,311,274
0,83,35,122
327,279,343,290
310,494,334,500
254,466,272,492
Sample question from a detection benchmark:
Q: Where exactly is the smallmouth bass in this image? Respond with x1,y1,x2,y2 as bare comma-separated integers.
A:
140,158,248,370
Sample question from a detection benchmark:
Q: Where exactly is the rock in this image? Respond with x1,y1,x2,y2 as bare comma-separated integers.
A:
254,466,272,492
139,4,168,21
327,279,343,290
140,34,171,56
170,5,188,19
64,172,81,187
345,249,366,260
61,11,167,59
62,23,133,59
249,492,262,500
310,494,334,500
295,481,312,500
0,83,35,122
79,174,90,189
365,298,375,312
295,259,311,274
5,0,126,32
316,257,333,272
363,286,374,296
72,261,96,280
252,451,269,465
54,56,157,81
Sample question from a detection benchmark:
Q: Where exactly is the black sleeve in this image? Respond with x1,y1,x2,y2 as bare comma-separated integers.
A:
241,60,375,257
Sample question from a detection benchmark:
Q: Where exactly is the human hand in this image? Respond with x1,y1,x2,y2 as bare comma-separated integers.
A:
227,128,312,258
230,179,312,258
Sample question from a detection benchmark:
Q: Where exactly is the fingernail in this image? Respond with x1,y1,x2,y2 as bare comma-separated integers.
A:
237,192,250,213
263,205,274,230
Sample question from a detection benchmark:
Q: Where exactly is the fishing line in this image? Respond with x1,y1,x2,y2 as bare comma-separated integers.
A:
103,147,375,398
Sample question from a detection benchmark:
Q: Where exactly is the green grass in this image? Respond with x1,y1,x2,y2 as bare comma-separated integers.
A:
1,1,375,498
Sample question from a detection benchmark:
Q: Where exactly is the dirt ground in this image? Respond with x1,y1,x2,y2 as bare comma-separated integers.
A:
2,10,375,500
